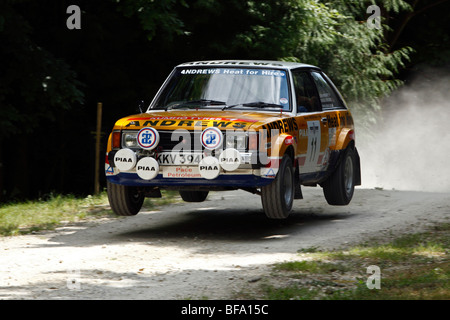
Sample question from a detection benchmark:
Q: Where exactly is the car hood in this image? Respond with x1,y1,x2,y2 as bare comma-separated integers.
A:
114,110,294,131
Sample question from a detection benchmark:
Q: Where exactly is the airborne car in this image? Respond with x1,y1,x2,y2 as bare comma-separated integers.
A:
105,60,361,219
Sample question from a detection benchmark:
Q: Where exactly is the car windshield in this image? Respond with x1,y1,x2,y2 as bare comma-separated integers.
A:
151,67,290,111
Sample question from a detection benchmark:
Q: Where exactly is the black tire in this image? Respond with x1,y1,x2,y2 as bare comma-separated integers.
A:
261,154,294,219
179,190,209,202
323,147,356,205
107,181,144,216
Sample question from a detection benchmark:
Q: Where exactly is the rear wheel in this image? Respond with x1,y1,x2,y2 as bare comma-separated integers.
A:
179,190,209,202
323,147,356,205
107,181,144,216
261,154,294,219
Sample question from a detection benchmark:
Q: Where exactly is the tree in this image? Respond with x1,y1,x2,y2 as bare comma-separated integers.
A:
282,0,414,125
0,0,85,199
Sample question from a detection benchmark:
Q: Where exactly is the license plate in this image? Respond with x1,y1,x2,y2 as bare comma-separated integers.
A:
162,166,202,178
156,152,204,165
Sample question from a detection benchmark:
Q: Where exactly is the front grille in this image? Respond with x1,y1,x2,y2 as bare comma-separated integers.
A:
158,130,247,152
159,131,203,151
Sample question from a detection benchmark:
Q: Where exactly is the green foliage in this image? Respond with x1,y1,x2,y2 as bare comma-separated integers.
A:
0,190,180,236
116,0,189,41
0,192,112,236
274,260,351,273
261,283,321,300
251,223,450,300
280,0,414,126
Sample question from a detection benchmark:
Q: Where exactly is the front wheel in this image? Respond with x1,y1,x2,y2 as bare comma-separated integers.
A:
261,155,294,219
323,147,356,205
107,181,144,216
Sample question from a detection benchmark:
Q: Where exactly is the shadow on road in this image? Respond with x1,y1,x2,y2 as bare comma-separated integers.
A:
120,208,354,242
44,201,355,250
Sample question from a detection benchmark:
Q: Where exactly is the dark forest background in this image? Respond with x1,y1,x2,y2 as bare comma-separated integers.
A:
0,0,449,201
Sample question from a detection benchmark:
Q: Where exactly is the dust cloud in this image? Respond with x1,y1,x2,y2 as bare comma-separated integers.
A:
355,67,450,193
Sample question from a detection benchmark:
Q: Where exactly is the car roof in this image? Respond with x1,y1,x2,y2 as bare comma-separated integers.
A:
177,60,320,70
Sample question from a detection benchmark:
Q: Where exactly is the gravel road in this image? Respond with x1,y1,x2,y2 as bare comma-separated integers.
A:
1,187,449,300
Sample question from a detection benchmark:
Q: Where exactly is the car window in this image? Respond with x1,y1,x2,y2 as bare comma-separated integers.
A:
310,71,343,111
292,71,320,112
152,68,291,111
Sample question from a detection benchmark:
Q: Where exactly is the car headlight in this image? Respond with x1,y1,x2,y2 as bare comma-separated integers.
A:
122,132,138,148
225,132,247,151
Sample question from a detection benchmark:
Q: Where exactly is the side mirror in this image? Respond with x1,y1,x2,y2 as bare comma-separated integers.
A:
138,100,145,113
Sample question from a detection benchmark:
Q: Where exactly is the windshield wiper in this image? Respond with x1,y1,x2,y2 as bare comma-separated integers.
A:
222,101,283,111
166,99,226,110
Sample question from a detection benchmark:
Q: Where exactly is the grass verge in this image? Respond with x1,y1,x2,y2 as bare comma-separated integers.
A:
0,190,180,236
238,223,449,300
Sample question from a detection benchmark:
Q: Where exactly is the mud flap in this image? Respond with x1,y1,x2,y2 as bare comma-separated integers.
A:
354,147,362,186
294,166,303,199
294,183,303,199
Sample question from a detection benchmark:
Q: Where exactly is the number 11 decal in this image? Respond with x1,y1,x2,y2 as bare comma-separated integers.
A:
304,120,321,172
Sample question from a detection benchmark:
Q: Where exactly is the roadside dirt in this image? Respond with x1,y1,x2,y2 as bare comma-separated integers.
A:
1,188,449,299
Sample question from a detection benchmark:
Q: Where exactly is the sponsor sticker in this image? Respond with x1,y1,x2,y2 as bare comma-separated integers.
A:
114,148,136,172
136,157,159,180
261,167,278,178
284,135,294,145
180,68,286,77
198,156,221,179
200,127,223,150
163,166,202,178
219,148,241,171
137,127,160,150
105,164,115,175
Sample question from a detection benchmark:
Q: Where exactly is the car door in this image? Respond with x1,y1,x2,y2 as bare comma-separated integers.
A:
309,70,348,161
292,69,329,175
